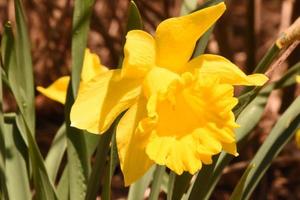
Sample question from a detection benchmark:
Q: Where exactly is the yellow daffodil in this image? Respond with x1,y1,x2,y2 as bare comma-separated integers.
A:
70,2,268,185
295,129,300,149
37,49,108,104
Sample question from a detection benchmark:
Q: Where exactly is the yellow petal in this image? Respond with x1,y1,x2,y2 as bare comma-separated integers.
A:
142,67,180,98
295,129,300,149
296,75,300,83
146,134,202,175
186,54,268,86
121,30,156,78
70,70,141,134
222,142,239,156
117,97,153,186
155,2,226,72
81,49,108,82
36,76,70,104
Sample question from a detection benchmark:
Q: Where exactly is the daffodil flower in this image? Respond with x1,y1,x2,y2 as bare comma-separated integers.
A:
70,2,268,185
37,49,108,104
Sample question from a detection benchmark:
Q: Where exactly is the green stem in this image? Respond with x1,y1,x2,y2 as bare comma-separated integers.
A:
149,166,166,200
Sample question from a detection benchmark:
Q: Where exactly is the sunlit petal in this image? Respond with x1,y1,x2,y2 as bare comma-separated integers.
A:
70,70,141,134
81,49,108,82
186,54,268,86
121,30,156,78
36,76,70,104
155,3,226,72
117,97,154,185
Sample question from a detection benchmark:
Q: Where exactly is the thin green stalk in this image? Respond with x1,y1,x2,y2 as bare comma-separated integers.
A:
101,132,119,200
149,166,166,200
85,130,113,200
254,44,280,73
128,166,155,200
167,172,176,200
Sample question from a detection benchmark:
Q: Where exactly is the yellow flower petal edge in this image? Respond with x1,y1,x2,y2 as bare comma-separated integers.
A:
70,70,142,134
81,49,108,82
37,76,70,104
185,54,269,86
155,2,226,72
295,129,300,149
37,48,107,104
296,75,300,83
116,97,154,186
121,30,155,79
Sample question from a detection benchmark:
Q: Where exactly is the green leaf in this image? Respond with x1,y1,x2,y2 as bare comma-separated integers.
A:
180,0,198,15
85,130,113,200
0,23,9,200
128,166,155,200
101,133,119,200
126,1,143,32
13,0,35,134
45,124,67,182
57,166,69,200
149,166,166,200
15,114,58,200
186,62,300,200
71,0,95,95
167,172,176,200
66,0,95,199
234,96,300,200
4,117,31,200
230,164,255,200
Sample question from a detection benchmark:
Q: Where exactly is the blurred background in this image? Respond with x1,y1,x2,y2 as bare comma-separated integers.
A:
0,0,300,199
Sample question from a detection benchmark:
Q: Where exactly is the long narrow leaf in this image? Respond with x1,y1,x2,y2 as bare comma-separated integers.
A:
16,114,58,200
128,166,155,200
149,166,166,200
101,133,119,200
45,124,67,182
85,130,113,200
4,117,31,200
0,22,9,200
13,0,35,134
66,0,95,199
57,166,69,200
234,96,300,200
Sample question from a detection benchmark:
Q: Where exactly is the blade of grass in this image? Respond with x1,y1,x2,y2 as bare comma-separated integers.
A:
186,62,300,200
149,166,166,200
0,24,9,199
229,164,255,200
45,124,67,182
13,0,35,134
126,1,143,32
15,114,58,200
101,132,119,200
85,130,113,200
233,96,300,200
128,166,155,200
66,0,95,199
57,166,69,200
167,172,176,200
4,117,31,200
